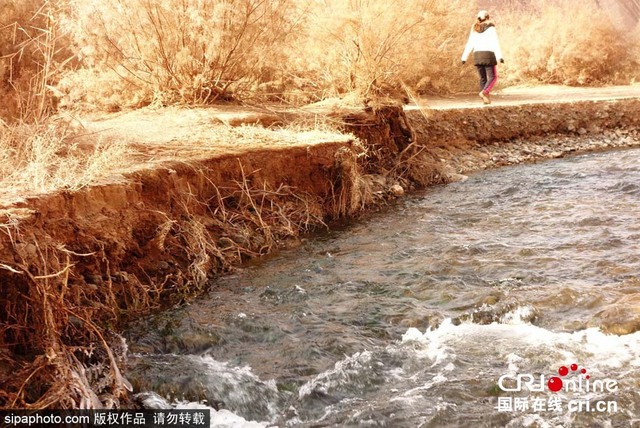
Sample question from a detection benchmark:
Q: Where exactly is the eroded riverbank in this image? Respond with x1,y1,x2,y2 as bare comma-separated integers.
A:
125,147,640,426
1,95,639,408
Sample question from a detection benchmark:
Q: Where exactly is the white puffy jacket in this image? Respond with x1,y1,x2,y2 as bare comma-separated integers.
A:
461,23,503,65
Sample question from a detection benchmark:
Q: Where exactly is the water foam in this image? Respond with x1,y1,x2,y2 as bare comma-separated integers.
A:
178,401,267,428
400,313,640,386
298,350,375,399
191,355,281,422
500,305,537,325
136,392,268,427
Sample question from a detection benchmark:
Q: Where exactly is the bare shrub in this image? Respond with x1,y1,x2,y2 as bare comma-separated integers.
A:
499,0,640,86
59,0,300,109
281,0,476,102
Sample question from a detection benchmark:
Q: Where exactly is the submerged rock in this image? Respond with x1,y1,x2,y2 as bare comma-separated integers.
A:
595,293,640,335
128,354,284,421
390,184,404,196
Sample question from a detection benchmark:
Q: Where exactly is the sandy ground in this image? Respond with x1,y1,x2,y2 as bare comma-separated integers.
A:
79,84,640,149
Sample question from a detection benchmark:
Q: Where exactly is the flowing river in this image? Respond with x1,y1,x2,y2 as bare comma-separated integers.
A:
125,147,640,427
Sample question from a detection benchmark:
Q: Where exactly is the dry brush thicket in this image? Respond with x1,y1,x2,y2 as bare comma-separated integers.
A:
1,0,639,115
0,0,73,122
500,0,640,86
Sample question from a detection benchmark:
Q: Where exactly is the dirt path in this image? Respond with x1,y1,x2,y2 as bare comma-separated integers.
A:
80,84,640,151
79,85,640,149
3,84,639,210
409,84,640,110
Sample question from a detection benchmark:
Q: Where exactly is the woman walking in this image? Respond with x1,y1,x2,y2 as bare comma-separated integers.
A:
461,10,504,104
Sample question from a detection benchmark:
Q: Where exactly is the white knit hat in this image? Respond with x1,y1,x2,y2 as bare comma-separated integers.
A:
478,10,489,20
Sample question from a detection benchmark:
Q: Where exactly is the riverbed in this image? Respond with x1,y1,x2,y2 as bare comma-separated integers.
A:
125,146,640,427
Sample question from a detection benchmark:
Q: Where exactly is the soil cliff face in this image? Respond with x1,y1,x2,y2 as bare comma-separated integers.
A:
0,140,369,408
1,98,639,408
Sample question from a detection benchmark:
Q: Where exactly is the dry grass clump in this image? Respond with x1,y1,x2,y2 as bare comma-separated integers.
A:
499,0,640,86
228,123,353,148
0,121,131,203
167,163,328,284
